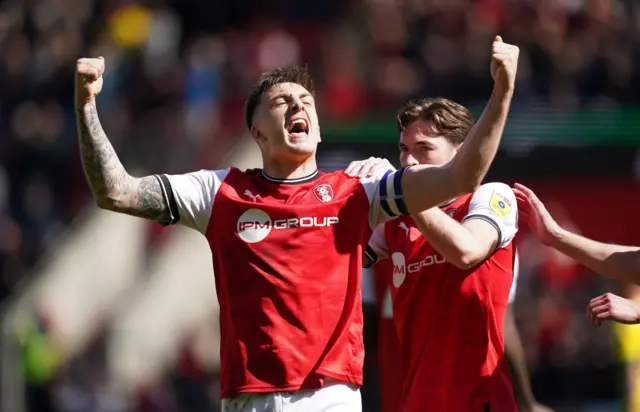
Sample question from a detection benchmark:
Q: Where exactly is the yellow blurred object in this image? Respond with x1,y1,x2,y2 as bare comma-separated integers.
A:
22,330,62,384
615,290,640,411
14,312,63,384
615,321,640,363
108,4,152,48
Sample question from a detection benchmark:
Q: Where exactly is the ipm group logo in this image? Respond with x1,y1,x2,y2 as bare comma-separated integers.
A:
392,252,406,287
237,209,272,243
237,209,340,244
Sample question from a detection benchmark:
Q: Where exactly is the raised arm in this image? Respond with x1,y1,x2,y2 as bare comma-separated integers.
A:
402,36,519,214
75,57,170,224
514,183,640,284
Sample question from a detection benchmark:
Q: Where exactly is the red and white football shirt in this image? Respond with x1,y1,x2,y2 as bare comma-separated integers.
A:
156,167,406,398
369,182,519,412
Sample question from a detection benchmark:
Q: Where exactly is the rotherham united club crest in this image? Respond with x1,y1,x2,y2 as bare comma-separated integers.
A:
312,184,334,203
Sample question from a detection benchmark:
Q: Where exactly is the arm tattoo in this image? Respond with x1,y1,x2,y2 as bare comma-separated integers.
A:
76,101,170,223
130,176,171,223
76,100,128,197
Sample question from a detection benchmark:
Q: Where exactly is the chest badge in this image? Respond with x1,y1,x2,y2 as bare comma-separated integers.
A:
313,184,334,203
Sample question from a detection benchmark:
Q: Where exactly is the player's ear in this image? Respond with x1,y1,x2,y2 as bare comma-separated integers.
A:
250,125,266,144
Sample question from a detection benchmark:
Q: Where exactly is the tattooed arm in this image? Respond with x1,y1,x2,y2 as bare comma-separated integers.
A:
75,57,170,224
76,102,170,223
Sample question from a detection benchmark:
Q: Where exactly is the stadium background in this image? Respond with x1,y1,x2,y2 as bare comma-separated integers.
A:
0,0,639,411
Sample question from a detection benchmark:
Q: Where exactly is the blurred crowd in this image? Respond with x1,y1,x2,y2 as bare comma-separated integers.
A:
0,0,638,410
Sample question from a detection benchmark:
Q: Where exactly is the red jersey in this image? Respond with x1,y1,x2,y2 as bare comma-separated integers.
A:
369,182,519,412
158,167,406,398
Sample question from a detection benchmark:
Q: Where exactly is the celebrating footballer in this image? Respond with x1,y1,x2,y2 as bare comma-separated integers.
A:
74,35,518,411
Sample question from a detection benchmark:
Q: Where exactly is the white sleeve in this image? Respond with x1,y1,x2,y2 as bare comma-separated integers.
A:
157,169,230,235
461,182,518,249
364,224,389,267
361,166,409,229
509,249,520,304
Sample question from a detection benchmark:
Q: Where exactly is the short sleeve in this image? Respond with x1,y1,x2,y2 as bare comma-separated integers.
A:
157,169,230,235
461,182,518,250
509,249,520,304
365,224,389,268
360,166,409,229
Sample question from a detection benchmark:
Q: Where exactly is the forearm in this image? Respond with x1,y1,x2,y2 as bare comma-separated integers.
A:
76,101,170,222
76,100,132,204
449,85,512,192
551,229,640,284
504,306,538,410
412,208,484,269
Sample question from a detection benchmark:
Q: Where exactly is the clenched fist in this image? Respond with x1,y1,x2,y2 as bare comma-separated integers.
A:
490,36,519,93
75,57,105,107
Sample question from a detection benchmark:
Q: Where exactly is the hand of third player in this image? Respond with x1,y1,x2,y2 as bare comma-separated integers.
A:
513,183,564,246
587,292,640,326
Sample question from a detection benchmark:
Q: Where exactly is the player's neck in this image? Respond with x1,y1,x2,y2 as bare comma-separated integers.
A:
262,157,318,181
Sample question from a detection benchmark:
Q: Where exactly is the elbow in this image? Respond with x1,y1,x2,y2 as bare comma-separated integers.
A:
466,179,482,194
455,181,481,198
456,172,482,195
92,176,133,212
449,163,482,195
94,194,120,212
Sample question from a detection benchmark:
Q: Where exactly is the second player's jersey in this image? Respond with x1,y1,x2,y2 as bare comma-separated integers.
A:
372,252,522,412
369,182,519,412
158,167,406,398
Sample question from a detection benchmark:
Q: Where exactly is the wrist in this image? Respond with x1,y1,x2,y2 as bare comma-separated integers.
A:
75,94,96,110
492,82,515,101
546,225,567,247
75,98,96,113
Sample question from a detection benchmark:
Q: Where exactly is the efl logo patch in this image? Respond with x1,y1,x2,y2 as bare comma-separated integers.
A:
313,184,334,203
489,191,511,219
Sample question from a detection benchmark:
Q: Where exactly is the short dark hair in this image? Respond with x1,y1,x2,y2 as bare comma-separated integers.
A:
396,98,474,145
244,66,315,129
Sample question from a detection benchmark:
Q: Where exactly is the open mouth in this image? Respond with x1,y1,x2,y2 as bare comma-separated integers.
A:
287,118,309,138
